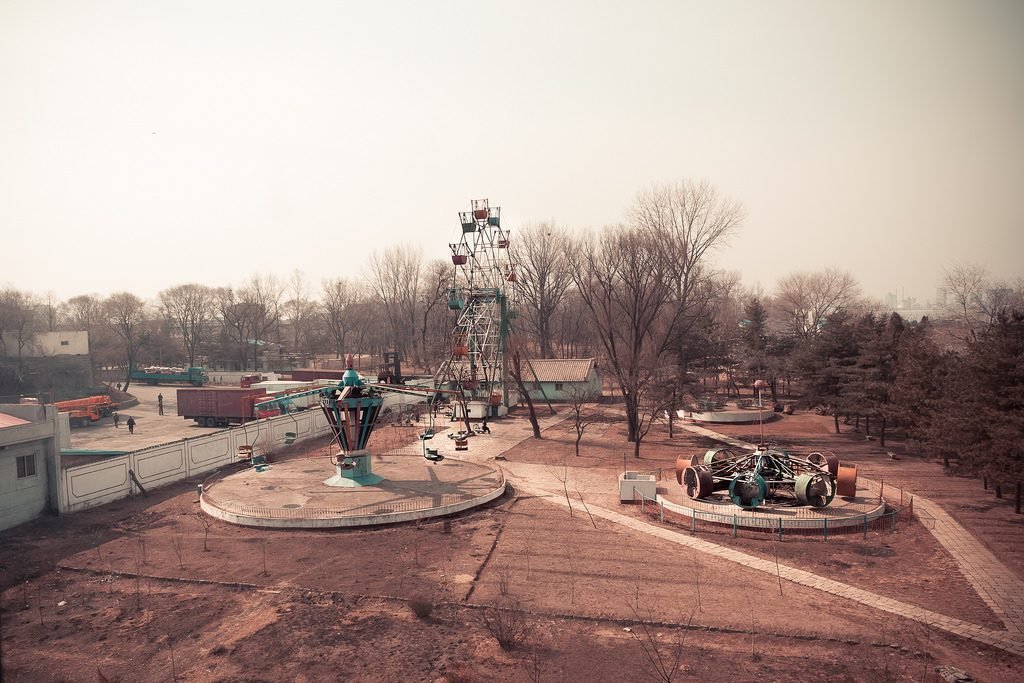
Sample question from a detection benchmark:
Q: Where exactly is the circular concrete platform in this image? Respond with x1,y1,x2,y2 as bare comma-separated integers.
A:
200,453,506,528
657,485,888,531
683,408,781,425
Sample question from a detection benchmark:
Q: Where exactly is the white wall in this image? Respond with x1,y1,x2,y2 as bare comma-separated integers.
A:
0,443,48,529
0,407,60,531
60,409,333,513
30,330,90,356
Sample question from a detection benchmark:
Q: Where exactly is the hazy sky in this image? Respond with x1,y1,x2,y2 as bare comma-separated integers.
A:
2,1,1022,304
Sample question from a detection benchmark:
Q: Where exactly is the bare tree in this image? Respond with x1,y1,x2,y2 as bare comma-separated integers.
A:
567,386,600,456
159,284,216,367
553,291,597,358
40,292,60,332
942,264,1023,341
213,277,282,372
105,292,150,390
773,268,861,340
513,223,573,358
418,258,451,372
62,294,104,334
508,345,542,438
321,277,363,358
633,179,744,372
215,287,253,370
943,263,987,340
369,245,423,364
0,288,39,364
240,274,283,369
566,225,679,458
627,605,692,683
281,269,318,357
61,293,110,373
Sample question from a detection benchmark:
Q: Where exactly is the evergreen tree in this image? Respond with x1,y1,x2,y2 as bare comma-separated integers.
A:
794,311,859,433
847,312,905,445
958,311,1024,485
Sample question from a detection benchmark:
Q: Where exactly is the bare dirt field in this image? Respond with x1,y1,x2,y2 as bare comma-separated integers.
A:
2,404,1022,682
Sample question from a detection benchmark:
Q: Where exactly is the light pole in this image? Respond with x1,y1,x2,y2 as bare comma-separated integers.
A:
754,379,768,448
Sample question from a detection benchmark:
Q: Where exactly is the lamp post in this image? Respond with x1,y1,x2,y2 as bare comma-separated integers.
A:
754,379,768,448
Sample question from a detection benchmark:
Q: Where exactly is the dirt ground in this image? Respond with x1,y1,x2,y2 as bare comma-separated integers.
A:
2,405,1022,682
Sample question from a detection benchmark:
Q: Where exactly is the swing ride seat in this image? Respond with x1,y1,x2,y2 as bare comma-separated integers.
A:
424,448,445,462
284,431,297,445
419,429,435,440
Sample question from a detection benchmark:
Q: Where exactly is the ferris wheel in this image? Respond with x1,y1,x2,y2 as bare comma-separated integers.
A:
442,199,517,413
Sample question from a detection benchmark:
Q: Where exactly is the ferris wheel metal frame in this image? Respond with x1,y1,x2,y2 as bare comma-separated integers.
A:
441,198,517,411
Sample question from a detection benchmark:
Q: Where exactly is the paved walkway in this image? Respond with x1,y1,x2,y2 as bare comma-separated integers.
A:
683,424,1024,637
439,415,1024,657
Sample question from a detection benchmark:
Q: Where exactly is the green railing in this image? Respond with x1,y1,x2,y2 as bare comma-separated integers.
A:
634,489,906,542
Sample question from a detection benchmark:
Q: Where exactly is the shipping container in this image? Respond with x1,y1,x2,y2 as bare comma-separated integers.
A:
176,387,268,428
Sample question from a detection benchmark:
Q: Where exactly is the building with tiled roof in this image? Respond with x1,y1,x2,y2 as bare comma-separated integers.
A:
438,357,602,404
518,358,601,402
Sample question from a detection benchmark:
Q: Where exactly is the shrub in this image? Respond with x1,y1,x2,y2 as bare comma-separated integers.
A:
481,599,531,651
409,596,434,619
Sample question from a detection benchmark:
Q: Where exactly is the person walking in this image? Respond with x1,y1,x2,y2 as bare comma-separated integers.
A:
126,416,136,434
112,412,120,428
157,393,164,416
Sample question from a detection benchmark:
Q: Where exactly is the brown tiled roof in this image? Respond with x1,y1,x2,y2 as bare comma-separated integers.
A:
438,358,597,383
520,358,596,382
0,412,31,428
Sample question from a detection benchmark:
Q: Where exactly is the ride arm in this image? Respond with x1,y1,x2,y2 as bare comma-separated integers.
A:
253,386,337,414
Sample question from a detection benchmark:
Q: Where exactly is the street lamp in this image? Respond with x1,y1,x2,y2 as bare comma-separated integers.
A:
754,379,768,448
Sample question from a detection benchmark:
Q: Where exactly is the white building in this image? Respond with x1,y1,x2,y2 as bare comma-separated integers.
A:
0,404,62,531
0,330,89,358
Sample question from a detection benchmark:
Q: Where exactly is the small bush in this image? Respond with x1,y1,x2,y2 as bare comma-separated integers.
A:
481,599,531,651
409,596,434,619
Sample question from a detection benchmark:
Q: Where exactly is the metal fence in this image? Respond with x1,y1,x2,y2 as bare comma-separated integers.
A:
204,491,482,520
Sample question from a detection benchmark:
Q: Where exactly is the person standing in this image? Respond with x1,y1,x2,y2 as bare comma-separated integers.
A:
157,393,164,416
126,416,136,434
112,412,120,428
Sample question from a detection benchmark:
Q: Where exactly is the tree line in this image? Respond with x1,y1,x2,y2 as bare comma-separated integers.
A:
2,180,1022,477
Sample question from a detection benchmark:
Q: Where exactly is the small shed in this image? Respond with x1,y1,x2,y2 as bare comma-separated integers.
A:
521,358,601,403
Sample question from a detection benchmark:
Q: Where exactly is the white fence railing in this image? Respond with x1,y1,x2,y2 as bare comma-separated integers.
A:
60,410,333,513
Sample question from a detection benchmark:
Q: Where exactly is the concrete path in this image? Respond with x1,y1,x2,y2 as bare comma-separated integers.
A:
683,423,1024,636
442,414,1024,657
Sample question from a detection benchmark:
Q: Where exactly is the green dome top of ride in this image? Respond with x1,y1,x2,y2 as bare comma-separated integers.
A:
342,367,362,387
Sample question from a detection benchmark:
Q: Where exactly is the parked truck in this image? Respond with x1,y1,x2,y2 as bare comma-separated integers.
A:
176,387,269,427
130,366,209,386
53,395,114,427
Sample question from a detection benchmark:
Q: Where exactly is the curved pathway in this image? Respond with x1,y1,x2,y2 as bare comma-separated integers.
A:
430,414,1024,657
683,424,1024,637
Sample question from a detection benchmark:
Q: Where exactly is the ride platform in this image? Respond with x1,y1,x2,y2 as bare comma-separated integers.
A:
200,452,505,529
